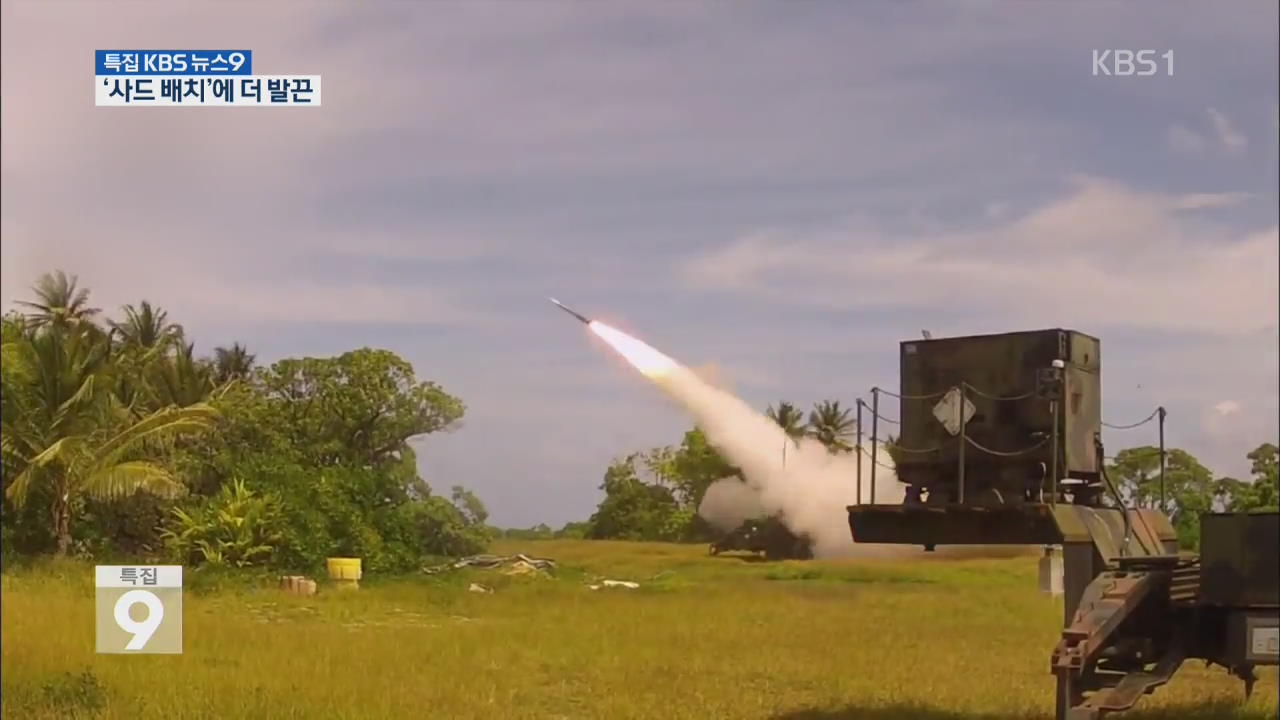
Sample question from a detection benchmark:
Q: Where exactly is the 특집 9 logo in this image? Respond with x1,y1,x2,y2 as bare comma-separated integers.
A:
95,566,183,654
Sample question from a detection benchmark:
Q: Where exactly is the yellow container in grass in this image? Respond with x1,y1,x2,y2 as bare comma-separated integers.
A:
326,557,362,588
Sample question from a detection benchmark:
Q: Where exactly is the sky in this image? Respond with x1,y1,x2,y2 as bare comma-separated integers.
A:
2,1,1277,528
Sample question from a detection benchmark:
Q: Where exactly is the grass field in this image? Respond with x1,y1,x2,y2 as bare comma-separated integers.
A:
2,539,1277,719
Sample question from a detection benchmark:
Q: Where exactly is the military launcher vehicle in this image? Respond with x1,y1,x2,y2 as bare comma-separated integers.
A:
847,328,1278,720
710,517,814,560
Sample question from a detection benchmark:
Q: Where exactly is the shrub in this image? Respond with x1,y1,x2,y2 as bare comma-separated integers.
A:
41,669,107,715
161,479,284,568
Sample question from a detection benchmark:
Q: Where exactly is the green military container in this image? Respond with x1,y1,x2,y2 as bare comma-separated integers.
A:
1198,512,1280,670
1200,511,1280,608
895,329,1101,505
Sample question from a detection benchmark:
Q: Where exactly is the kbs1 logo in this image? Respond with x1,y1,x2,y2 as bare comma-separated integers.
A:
95,566,183,654
1092,49,1174,77
94,50,322,107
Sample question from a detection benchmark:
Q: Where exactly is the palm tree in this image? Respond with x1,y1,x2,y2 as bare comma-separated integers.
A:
766,401,807,467
106,301,184,415
766,401,808,440
151,342,216,408
14,271,101,330
213,343,255,384
110,301,183,350
883,434,904,470
1,323,217,555
807,400,857,454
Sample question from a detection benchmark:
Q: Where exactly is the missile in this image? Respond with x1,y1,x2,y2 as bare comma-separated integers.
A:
549,297,591,324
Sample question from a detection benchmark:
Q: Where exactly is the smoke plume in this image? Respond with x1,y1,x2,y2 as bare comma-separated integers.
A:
586,322,901,556
650,365,905,556
697,476,766,532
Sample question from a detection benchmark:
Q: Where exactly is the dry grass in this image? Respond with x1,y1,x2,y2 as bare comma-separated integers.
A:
2,539,1276,719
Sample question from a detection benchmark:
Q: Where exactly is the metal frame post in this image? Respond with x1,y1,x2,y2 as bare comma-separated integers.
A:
855,398,864,505
870,389,880,504
1050,398,1059,505
957,383,967,504
1158,406,1167,511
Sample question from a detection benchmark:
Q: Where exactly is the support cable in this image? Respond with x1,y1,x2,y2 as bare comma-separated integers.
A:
1102,409,1160,430
871,386,947,401
963,385,1036,401
963,434,1050,457
860,406,901,425
855,445,898,472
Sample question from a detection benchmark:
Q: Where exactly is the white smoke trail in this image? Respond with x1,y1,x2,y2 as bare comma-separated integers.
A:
589,322,904,557
697,477,766,532
651,365,905,557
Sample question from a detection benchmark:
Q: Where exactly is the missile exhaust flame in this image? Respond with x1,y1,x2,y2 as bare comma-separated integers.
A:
588,321,679,378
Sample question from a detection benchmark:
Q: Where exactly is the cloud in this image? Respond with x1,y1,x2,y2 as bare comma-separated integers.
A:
1203,400,1254,455
679,176,1278,337
0,217,494,333
1206,107,1247,153
1167,125,1208,154
984,201,1010,220
1171,192,1252,210
1168,109,1252,156
1213,401,1242,416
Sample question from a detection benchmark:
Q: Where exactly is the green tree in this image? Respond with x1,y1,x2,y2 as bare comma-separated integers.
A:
385,495,490,561
3,271,486,567
880,434,905,471
1,322,218,554
1250,443,1279,485
450,485,489,526
109,301,183,351
500,523,555,540
1,313,43,557
556,521,590,539
1106,446,1215,549
647,428,741,509
586,454,682,541
213,343,255,384
808,400,857,454
150,341,216,409
2,311,29,343
14,271,101,330
1216,443,1279,512
172,346,481,569
1244,443,1278,509
767,400,807,467
766,401,808,441
255,349,465,468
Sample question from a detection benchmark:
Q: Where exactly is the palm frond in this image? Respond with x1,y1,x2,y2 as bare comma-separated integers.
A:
82,460,185,501
3,464,37,505
23,436,79,470
50,373,98,430
92,403,219,465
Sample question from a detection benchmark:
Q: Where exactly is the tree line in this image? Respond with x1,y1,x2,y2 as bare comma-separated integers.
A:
1,271,491,573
